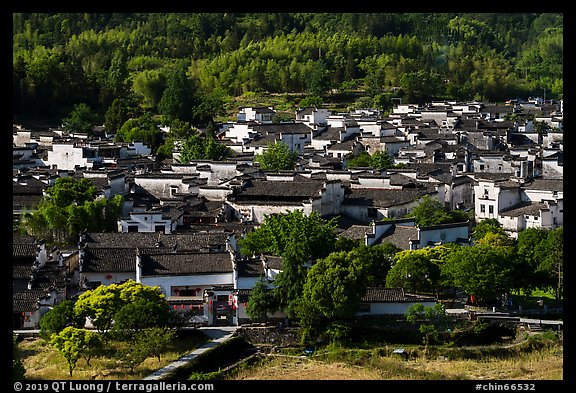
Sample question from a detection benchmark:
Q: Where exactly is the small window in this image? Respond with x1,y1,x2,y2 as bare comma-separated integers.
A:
128,225,138,233
480,204,485,213
489,205,494,214
155,225,165,232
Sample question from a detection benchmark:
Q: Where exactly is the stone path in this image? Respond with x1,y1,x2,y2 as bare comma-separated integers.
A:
143,326,239,380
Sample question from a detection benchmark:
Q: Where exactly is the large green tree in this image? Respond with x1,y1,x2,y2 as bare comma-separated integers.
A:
74,280,169,335
255,141,299,171
296,244,396,344
20,177,124,244
239,210,337,317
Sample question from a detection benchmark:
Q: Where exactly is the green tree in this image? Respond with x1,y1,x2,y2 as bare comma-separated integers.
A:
112,298,171,339
49,327,100,377
443,241,513,305
115,113,163,153
408,194,453,226
245,278,276,321
405,302,448,357
104,97,140,134
239,210,337,260
239,210,337,317
536,227,563,304
472,218,506,241
369,150,394,170
20,177,124,244
306,59,332,96
178,134,232,163
158,61,195,123
74,280,168,335
386,249,440,295
255,141,299,171
296,244,396,345
62,103,100,134
39,300,85,339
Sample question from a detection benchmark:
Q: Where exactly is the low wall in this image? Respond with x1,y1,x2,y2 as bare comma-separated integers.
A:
236,325,300,346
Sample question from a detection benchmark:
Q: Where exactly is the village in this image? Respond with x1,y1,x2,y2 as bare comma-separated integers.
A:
13,97,563,331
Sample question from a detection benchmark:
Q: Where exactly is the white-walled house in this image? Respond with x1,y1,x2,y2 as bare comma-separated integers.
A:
474,176,563,237
226,175,346,224
356,287,437,316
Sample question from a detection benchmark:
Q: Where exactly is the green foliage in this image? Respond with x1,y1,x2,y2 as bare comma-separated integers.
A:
20,177,124,244
74,280,169,335
39,300,85,340
405,303,448,353
255,141,299,171
62,103,100,134
296,244,396,345
472,218,506,241
408,194,468,227
50,327,101,377
178,133,233,163
13,336,26,380
443,241,513,304
115,112,163,152
245,278,276,321
13,13,562,125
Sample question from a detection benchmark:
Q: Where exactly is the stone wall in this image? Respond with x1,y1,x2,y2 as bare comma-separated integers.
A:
236,324,300,346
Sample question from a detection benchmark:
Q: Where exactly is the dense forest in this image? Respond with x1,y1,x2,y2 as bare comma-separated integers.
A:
13,13,563,127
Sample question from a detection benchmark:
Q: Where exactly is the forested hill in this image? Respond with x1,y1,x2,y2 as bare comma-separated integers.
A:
13,13,563,126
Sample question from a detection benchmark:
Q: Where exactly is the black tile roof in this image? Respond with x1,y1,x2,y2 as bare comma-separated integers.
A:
342,185,436,208
141,251,233,276
81,248,136,272
361,287,436,303
80,232,232,251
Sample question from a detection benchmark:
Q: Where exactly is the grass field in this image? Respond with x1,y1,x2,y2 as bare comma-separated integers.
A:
17,330,208,380
16,327,563,381
224,330,563,381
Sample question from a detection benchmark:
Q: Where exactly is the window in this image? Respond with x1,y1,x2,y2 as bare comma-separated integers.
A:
127,225,138,232
489,205,494,214
479,164,485,170
155,225,165,232
480,204,485,213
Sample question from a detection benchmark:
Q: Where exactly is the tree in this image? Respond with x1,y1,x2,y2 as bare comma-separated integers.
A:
405,303,448,357
40,300,85,339
115,113,163,153
239,210,337,260
472,218,506,241
112,298,172,339
158,61,195,123
239,210,338,318
245,278,276,321
443,241,513,305
74,280,169,335
296,244,396,345
50,327,100,377
255,141,299,171
104,97,140,134
536,227,563,304
20,177,124,244
306,59,332,96
178,134,232,163
408,194,453,226
62,103,100,134
387,250,439,294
